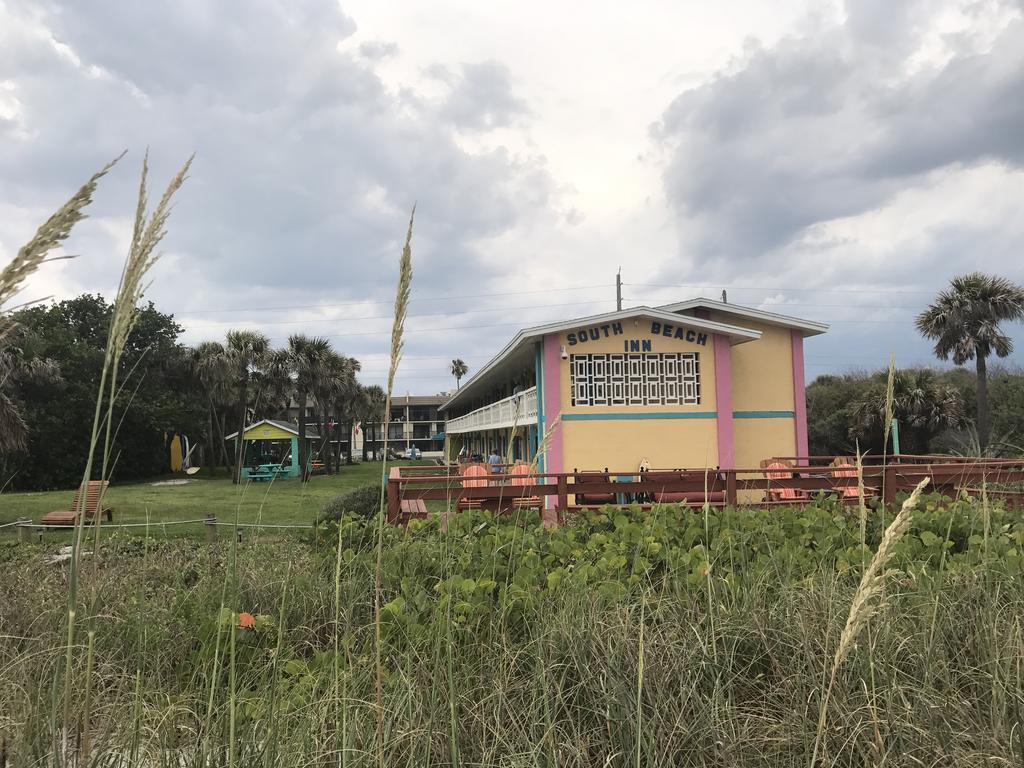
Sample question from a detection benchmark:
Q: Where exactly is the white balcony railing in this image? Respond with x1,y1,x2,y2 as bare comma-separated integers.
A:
445,387,538,435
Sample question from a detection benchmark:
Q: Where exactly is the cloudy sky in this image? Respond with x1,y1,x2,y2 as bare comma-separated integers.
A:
2,0,1023,394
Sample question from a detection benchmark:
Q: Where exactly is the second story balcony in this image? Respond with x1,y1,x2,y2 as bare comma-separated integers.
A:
445,386,538,435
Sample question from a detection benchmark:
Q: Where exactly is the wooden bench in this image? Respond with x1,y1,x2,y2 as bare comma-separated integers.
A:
573,468,616,506
643,470,727,505
398,498,428,525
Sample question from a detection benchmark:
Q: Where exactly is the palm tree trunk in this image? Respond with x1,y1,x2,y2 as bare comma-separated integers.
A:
321,409,331,474
346,420,355,464
206,403,216,477
319,410,328,474
219,413,232,470
297,393,309,482
361,422,368,462
976,352,990,450
330,411,339,473
233,383,247,484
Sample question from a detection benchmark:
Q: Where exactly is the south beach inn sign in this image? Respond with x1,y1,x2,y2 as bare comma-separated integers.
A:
566,320,709,351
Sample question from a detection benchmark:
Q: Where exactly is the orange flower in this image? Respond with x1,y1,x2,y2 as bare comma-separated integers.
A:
238,612,256,630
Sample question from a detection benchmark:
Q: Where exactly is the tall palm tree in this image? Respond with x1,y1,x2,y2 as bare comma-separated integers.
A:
917,273,1024,448
352,385,371,462
287,334,333,481
450,358,469,390
319,354,361,470
311,353,338,474
253,347,292,420
361,384,387,460
333,356,362,465
191,340,234,475
849,368,966,454
311,352,350,474
226,330,270,484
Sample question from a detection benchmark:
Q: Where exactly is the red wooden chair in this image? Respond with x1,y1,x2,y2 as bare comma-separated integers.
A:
508,461,543,513
831,458,860,499
457,463,489,511
761,460,802,502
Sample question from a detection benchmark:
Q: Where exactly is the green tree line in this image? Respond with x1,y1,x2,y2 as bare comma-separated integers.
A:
807,365,1024,457
0,294,388,490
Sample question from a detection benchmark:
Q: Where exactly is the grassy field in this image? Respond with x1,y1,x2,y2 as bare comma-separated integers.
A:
0,460,428,536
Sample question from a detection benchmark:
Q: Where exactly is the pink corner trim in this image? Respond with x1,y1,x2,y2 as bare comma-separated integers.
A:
713,334,734,469
542,333,563,476
791,330,809,464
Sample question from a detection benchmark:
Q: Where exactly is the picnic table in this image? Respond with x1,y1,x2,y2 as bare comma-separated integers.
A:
249,463,290,481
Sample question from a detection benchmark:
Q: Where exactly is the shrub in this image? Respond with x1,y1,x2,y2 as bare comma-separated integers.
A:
320,484,382,522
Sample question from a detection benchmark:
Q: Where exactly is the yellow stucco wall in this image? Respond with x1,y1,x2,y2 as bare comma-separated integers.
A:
710,315,794,412
243,423,295,441
733,418,797,470
553,316,718,471
562,419,719,472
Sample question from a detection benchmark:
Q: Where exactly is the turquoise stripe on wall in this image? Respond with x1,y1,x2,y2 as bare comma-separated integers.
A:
558,410,794,422
562,411,718,421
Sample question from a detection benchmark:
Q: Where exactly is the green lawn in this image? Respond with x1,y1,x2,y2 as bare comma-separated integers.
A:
0,460,429,538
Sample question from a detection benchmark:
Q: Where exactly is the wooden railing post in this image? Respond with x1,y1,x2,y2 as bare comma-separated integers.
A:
726,471,738,508
386,468,400,524
17,518,31,544
204,515,217,543
556,474,568,516
883,465,897,506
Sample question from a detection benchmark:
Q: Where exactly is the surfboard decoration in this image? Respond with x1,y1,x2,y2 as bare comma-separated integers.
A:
169,434,183,472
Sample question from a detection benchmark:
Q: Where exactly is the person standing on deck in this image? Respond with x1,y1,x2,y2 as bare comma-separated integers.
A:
488,448,502,473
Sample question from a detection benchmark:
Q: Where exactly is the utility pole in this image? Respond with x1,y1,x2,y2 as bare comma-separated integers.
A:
616,268,622,311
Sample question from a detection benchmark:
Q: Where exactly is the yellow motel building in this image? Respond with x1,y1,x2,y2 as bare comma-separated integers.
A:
439,298,828,473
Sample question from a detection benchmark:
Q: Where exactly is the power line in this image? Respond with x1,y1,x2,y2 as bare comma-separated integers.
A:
177,283,615,315
170,279,940,317
627,282,938,296
180,298,613,329
241,316,929,343
179,301,929,339
183,306,924,332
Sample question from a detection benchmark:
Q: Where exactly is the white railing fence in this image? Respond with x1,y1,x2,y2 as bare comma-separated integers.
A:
445,387,537,434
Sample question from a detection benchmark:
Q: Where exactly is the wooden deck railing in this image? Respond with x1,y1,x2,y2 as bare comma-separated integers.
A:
386,457,1024,524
